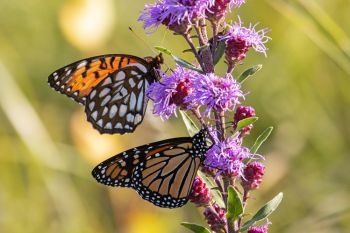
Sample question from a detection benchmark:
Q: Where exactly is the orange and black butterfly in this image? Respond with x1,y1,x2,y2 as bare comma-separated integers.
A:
48,54,163,134
92,129,208,208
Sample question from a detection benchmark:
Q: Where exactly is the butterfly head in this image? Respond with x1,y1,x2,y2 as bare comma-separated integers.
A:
144,53,164,70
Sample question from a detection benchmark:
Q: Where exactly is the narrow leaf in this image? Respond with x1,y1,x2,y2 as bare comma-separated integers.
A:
155,46,203,73
181,223,211,233
251,127,273,154
237,65,262,83
172,55,202,73
180,110,199,137
154,46,172,56
236,117,258,131
198,170,225,208
241,193,283,232
226,186,243,221
213,40,226,65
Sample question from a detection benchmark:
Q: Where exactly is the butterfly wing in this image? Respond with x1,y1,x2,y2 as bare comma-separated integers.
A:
84,64,153,134
92,130,207,208
48,54,150,104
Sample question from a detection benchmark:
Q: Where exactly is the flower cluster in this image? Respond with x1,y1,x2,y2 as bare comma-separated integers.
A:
147,67,244,119
204,135,251,177
139,0,278,232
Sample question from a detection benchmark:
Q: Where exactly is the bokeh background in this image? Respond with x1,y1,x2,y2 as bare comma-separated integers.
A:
0,0,350,232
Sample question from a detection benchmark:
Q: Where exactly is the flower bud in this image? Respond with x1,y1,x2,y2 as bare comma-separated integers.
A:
189,177,211,205
248,224,269,233
204,204,226,232
234,106,256,135
241,162,265,190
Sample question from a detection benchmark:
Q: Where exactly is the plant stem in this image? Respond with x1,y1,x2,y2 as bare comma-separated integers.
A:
236,190,249,231
194,19,214,73
182,33,206,72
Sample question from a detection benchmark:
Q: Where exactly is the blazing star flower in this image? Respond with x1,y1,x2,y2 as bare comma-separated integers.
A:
206,0,246,21
147,66,196,120
187,73,244,116
204,136,251,177
234,105,256,135
139,0,213,33
221,18,271,62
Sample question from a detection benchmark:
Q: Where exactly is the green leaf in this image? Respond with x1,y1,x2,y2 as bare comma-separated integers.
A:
236,117,258,132
179,110,199,137
251,127,273,154
241,193,283,232
213,40,226,65
154,46,203,73
197,170,225,208
237,65,262,83
154,46,172,56
226,186,243,222
181,223,212,233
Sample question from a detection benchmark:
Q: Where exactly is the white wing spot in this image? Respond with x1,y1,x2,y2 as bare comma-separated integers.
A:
128,78,136,88
134,114,142,124
101,95,111,106
90,90,97,99
126,113,134,123
116,71,125,81
129,92,137,111
102,106,108,116
88,101,95,111
99,88,110,98
102,77,112,86
91,111,98,120
77,61,87,69
115,123,123,129
97,119,104,127
127,63,147,73
119,104,127,117
109,105,118,118
105,122,112,129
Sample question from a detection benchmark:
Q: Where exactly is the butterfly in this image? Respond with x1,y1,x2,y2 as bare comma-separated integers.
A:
92,128,208,208
48,53,163,134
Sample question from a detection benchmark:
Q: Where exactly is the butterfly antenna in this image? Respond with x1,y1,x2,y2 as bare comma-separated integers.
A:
128,27,157,55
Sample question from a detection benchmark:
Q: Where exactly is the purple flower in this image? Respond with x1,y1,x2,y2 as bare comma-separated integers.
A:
187,73,244,116
221,18,271,62
147,66,196,120
248,224,269,233
206,0,246,21
139,0,213,33
204,135,251,177
241,161,265,190
189,177,211,205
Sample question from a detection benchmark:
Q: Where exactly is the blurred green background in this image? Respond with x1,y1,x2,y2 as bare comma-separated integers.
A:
0,0,350,232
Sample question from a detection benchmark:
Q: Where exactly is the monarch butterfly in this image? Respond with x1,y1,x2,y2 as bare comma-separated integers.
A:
48,53,163,134
92,129,208,208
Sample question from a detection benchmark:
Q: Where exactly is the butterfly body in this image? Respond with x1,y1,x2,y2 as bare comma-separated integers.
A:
92,129,208,208
48,53,163,134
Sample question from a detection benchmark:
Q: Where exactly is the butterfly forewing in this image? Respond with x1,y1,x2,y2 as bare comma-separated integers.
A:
48,54,162,134
92,129,208,208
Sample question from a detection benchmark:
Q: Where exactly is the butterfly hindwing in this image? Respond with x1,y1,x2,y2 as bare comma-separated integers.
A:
92,129,208,208
85,65,152,134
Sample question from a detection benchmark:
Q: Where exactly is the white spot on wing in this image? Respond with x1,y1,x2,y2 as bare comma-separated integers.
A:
134,114,142,124
119,104,127,117
126,113,134,122
136,90,144,111
129,92,137,111
97,119,104,127
91,111,98,120
102,107,108,116
115,123,123,129
77,61,87,69
88,101,95,111
128,78,136,88
109,105,118,118
105,122,112,129
99,88,110,98
116,71,125,81
101,95,111,106
90,90,97,99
